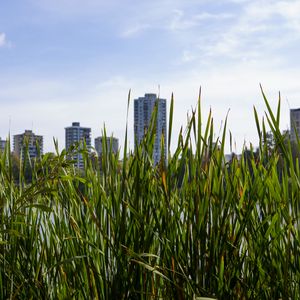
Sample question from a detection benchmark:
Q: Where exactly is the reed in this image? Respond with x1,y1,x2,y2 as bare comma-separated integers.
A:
0,90,299,299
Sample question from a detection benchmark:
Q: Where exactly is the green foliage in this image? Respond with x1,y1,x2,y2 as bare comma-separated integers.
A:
1,90,300,299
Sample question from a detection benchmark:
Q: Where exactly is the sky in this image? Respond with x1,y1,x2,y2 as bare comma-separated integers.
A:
1,0,300,154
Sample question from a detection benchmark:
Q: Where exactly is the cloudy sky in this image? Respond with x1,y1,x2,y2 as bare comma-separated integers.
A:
1,0,300,153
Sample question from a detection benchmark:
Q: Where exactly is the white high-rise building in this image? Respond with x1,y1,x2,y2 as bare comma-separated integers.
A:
290,108,300,142
134,93,167,164
13,130,43,159
65,122,91,169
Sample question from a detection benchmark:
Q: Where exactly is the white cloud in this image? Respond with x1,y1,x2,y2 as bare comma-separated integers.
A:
275,1,300,32
244,0,300,23
120,5,233,38
121,24,151,38
182,50,196,63
0,33,7,47
119,1,289,64
169,0,300,66
168,9,233,31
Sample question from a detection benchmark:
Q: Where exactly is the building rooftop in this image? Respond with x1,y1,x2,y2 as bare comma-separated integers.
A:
144,93,157,97
65,122,91,130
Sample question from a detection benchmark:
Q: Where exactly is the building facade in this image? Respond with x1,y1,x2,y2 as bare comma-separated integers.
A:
13,130,43,159
95,136,119,156
0,138,6,152
290,108,300,142
134,93,167,164
65,122,91,169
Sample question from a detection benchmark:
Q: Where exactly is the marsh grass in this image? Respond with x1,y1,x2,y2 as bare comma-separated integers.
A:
1,90,300,299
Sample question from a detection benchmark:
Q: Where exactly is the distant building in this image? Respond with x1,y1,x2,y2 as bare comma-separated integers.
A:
290,108,300,142
0,138,6,152
65,122,91,169
95,136,119,156
13,130,43,159
134,93,167,165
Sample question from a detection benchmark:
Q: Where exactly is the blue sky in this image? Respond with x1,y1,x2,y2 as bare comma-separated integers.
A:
1,0,300,153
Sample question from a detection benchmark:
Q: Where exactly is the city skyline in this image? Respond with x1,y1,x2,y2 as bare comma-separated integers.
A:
2,103,300,160
1,1,300,153
1,99,300,155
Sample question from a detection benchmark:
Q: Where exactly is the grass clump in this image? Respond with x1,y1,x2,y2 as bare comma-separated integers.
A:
0,90,300,299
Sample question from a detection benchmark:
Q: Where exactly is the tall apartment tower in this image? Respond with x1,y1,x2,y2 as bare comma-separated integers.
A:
65,122,91,169
95,136,119,156
134,93,167,164
290,108,300,142
13,130,43,159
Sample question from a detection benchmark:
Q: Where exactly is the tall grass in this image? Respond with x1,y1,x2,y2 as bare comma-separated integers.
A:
1,90,300,299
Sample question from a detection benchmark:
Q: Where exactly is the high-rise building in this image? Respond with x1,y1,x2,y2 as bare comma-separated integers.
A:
95,136,119,156
0,137,6,152
134,93,167,164
13,130,43,159
290,108,300,142
65,122,91,169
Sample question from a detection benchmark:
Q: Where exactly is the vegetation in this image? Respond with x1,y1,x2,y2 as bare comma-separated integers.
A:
1,90,300,299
